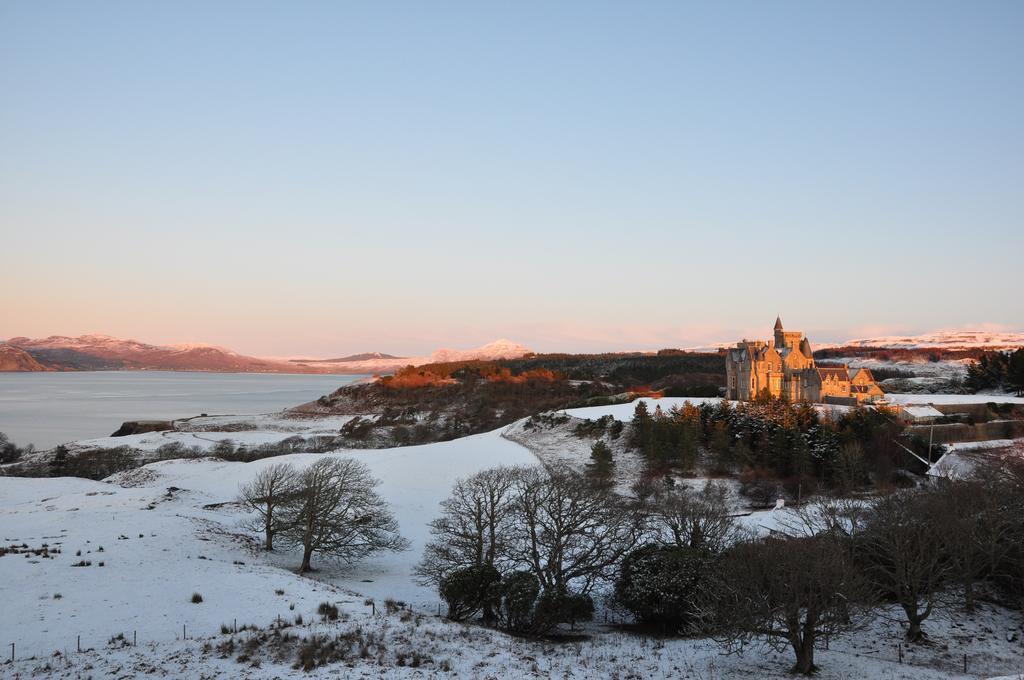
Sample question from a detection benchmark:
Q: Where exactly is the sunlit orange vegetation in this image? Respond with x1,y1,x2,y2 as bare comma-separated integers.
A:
625,385,665,399
669,402,703,421
484,368,559,384
380,363,563,389
380,366,457,389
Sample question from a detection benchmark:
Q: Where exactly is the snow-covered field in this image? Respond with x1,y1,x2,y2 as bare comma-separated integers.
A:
64,413,359,457
0,430,536,662
833,357,969,378
840,330,1024,350
5,408,1024,678
563,397,721,421
7,602,1023,679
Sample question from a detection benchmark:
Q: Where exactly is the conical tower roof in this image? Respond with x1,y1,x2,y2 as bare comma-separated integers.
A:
774,316,784,330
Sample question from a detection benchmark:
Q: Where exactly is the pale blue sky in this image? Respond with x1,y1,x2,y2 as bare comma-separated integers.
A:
1,1,1022,356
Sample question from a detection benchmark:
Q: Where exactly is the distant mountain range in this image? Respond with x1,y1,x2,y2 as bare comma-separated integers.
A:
834,330,1024,350
299,352,403,363
4,329,1017,374
286,339,533,374
0,335,533,374
687,329,1024,353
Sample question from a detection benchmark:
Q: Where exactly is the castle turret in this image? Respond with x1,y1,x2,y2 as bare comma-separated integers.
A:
774,316,785,348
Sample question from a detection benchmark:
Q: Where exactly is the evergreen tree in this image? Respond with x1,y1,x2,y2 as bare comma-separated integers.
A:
49,445,68,477
1009,348,1024,396
966,350,1011,392
588,440,615,484
631,400,656,459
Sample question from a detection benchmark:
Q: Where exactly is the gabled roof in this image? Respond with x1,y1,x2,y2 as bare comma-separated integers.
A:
850,368,876,382
817,366,850,381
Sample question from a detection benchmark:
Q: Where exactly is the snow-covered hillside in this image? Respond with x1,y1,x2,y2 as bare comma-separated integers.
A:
0,431,536,660
841,329,1024,350
2,335,533,374
5,413,1024,678
429,338,532,363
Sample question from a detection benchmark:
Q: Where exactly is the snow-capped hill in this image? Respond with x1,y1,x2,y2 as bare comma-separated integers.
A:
842,329,1024,350
4,335,276,372
9,334,154,353
430,339,532,363
2,334,534,374
166,342,239,355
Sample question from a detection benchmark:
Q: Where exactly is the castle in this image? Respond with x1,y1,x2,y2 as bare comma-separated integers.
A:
724,317,884,405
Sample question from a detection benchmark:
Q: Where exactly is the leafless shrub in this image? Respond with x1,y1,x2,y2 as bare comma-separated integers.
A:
645,481,740,553
317,602,339,621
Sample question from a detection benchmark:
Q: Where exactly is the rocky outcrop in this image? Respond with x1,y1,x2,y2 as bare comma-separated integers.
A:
110,420,174,437
0,344,50,371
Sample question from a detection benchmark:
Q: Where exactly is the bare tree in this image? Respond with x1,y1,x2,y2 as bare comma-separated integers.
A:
414,466,523,587
712,535,869,675
781,495,871,541
238,463,299,551
279,458,408,573
927,481,977,612
938,467,1023,611
860,489,953,641
647,481,739,553
989,451,1024,606
509,468,643,595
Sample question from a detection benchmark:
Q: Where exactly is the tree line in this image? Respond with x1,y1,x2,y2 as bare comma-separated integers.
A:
966,348,1024,395
418,454,1024,675
0,432,33,465
626,398,921,494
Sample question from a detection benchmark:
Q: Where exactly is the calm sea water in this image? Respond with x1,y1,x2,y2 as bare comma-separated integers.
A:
0,371,366,449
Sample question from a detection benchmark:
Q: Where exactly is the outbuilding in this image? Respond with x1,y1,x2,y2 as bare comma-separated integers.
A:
897,404,944,424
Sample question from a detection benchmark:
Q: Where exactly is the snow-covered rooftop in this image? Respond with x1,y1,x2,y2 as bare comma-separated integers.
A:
900,405,944,419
